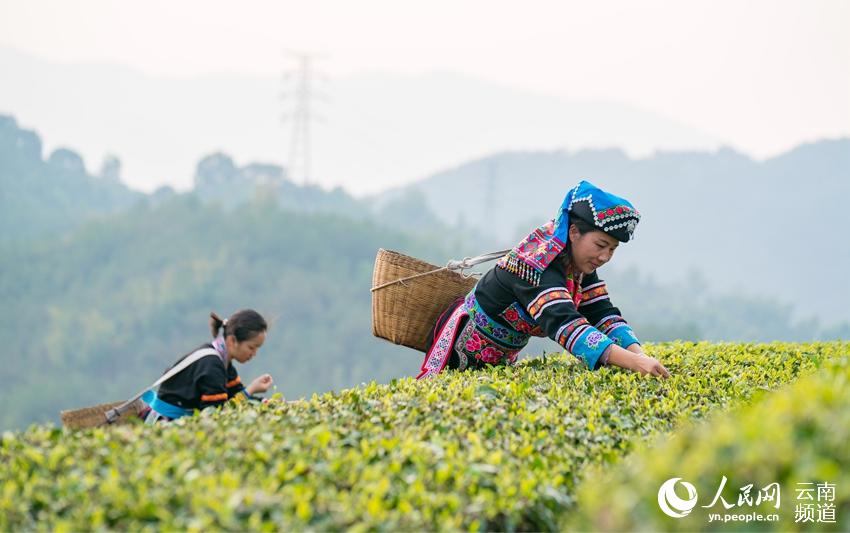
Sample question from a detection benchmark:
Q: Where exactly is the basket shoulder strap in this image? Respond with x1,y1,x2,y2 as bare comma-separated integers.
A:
149,348,219,391
445,249,512,271
106,347,219,422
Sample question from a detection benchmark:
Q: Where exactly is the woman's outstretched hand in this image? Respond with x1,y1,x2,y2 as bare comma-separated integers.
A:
606,345,670,379
247,374,275,395
632,353,670,378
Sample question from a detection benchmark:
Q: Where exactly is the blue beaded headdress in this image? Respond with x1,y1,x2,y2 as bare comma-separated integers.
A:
497,180,640,286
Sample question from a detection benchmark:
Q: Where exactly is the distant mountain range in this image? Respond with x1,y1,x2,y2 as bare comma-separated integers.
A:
0,45,719,194
0,115,141,241
3,106,847,326
371,139,850,322
0,114,449,243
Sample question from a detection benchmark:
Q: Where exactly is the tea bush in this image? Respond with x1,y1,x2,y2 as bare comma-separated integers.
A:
568,352,850,532
1,341,846,531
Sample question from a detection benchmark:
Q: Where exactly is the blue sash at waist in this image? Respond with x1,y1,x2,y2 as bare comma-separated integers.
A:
141,390,193,419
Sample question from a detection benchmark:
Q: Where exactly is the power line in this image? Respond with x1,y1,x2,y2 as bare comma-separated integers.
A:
486,159,498,213
281,51,326,186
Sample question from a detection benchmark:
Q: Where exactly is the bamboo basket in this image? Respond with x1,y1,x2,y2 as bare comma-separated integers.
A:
60,399,144,430
371,248,478,352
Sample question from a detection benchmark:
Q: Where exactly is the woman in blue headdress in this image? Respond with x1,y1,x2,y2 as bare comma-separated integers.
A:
417,180,670,379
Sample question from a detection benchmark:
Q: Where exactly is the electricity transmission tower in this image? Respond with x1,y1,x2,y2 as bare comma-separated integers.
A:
281,51,326,185
486,159,498,212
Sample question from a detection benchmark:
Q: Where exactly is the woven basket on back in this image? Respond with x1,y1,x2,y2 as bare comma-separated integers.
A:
371,248,478,353
60,399,144,430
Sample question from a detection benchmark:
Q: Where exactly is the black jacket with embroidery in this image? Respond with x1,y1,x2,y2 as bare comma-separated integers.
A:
472,259,640,369
157,343,249,410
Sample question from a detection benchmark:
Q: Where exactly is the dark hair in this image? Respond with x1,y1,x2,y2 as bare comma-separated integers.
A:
210,309,268,341
568,215,596,235
558,215,602,266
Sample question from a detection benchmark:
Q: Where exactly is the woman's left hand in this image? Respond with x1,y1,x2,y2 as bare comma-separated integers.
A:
247,374,274,395
626,343,645,355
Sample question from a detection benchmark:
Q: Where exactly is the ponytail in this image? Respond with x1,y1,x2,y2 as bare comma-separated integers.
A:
209,309,267,341
210,312,226,338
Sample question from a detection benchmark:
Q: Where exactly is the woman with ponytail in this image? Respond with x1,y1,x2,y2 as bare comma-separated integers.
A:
138,309,274,423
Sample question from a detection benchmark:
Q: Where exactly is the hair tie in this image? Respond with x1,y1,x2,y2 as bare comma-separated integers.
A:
222,318,228,327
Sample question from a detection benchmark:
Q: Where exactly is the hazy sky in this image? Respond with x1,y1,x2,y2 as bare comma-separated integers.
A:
1,0,848,191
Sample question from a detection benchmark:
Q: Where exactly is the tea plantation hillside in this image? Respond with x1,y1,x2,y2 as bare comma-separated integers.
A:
569,352,850,531
1,342,847,531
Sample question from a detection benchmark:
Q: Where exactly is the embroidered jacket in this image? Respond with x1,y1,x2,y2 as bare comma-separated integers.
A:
157,343,251,410
468,258,640,370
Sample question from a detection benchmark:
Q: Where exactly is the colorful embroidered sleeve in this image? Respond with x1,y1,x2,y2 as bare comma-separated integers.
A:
506,264,614,370
578,271,641,349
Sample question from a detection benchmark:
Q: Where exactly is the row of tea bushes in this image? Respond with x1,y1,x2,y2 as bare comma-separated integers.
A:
568,353,849,532
1,341,846,531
